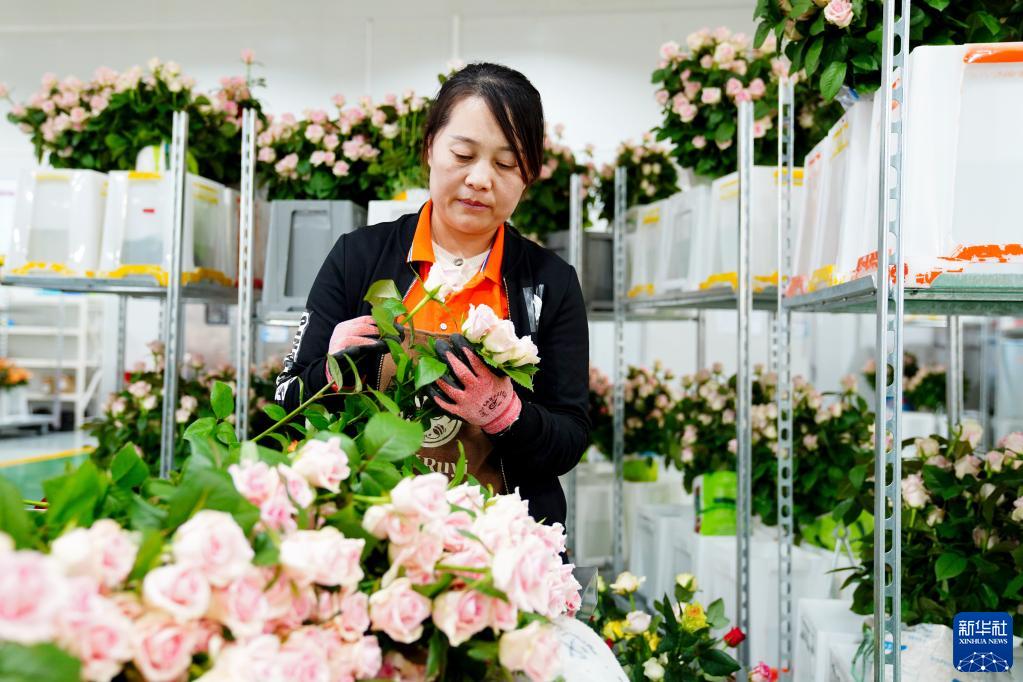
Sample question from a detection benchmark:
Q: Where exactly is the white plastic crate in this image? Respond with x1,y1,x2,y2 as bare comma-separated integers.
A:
656,186,712,295
564,460,614,566
790,136,831,296
624,201,665,298
0,387,30,420
795,598,865,682
98,171,233,286
704,166,805,291
8,169,107,277
223,189,270,287
630,503,691,605
834,43,1023,289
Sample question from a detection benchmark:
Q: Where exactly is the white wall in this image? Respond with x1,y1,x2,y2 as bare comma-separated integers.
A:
0,0,871,396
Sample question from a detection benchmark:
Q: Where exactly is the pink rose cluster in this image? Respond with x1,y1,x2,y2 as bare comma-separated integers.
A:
362,473,577,681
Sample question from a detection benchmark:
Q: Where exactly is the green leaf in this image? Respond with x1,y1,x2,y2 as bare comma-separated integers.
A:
0,477,35,548
252,532,280,566
327,354,345,389
805,37,825,76
1002,573,1023,600
216,421,238,446
976,11,1001,36
363,279,402,306
373,304,398,338
165,468,259,533
111,444,149,489
753,21,773,49
935,553,967,581
503,365,535,391
706,598,728,629
128,528,165,581
415,356,448,390
923,0,949,9
849,464,868,491
809,10,827,35
184,417,217,440
700,649,741,677
426,628,448,680
0,642,81,682
263,403,287,422
45,461,104,532
820,60,848,101
787,0,812,19
715,120,736,143
211,381,235,420
362,412,424,462
452,449,467,487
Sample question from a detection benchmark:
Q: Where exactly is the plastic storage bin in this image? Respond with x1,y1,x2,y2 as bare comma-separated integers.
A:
795,598,865,682
98,171,233,286
223,189,269,287
789,136,830,296
630,503,691,604
259,200,367,316
8,169,107,277
656,186,713,295
545,231,613,304
625,201,665,298
834,43,1023,288
704,166,804,291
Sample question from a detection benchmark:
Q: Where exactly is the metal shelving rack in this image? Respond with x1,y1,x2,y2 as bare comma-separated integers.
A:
0,110,241,476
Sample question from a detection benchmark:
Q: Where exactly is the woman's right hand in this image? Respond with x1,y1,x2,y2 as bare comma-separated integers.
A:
325,315,387,387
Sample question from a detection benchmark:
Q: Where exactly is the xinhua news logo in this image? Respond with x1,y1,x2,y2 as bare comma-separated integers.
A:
953,612,1013,673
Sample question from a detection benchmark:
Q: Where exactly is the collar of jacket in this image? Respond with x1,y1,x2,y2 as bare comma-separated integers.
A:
395,204,529,294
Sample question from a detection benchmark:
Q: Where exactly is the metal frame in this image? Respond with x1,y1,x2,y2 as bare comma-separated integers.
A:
946,315,963,429
611,166,627,576
565,173,583,559
235,110,257,439
159,111,190,478
773,77,796,681
735,99,754,674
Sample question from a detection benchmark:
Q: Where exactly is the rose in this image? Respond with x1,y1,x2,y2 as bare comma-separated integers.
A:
368,577,431,644
389,472,449,521
960,420,983,448
292,436,351,493
692,135,707,149
1013,498,1023,523
676,572,697,591
172,510,254,588
132,614,198,682
1001,432,1023,453
209,568,270,639
361,504,419,545
56,579,134,682
643,657,666,681
926,508,945,526
624,610,652,634
680,602,708,633
986,450,1006,473
659,41,681,60
391,528,444,585
0,551,68,644
280,527,365,588
915,437,939,458
724,626,746,647
901,473,929,509
51,519,138,589
462,303,502,343
142,564,212,622
423,263,462,301
498,621,561,682
701,87,722,105
432,589,493,646
823,0,854,28
228,460,277,506
480,318,518,360
196,634,281,681
326,591,370,643
610,571,644,595
338,635,383,679
954,455,981,480
492,535,556,615
278,636,332,682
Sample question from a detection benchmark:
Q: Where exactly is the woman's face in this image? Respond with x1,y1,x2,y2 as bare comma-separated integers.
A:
427,95,527,238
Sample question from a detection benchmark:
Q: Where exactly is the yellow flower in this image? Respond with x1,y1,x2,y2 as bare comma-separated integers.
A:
680,601,708,633
602,619,626,642
645,631,662,651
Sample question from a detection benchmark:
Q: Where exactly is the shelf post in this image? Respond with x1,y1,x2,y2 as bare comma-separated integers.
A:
159,111,189,479
874,0,910,677
946,315,963,431
235,109,257,440
612,166,627,575
774,76,796,681
566,173,583,561
735,99,754,674
115,296,127,392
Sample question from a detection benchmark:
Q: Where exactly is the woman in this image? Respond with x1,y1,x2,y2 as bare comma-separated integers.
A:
275,62,589,528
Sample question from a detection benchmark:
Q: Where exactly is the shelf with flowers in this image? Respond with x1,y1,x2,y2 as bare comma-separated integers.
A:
4,52,263,186
651,27,841,182
838,422,1023,637
0,280,581,682
862,350,957,415
585,570,741,681
596,134,682,223
752,0,1023,101
85,342,281,476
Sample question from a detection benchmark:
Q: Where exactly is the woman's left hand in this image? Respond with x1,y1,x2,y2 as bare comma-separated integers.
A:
429,334,522,434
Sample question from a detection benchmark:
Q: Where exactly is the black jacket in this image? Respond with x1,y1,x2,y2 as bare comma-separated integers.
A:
274,208,590,527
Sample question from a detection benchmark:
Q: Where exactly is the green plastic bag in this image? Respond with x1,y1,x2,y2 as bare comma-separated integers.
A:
622,455,659,482
804,510,873,551
697,470,736,536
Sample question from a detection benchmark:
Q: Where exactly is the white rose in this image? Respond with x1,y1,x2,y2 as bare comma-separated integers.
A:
915,437,939,458
625,610,652,634
610,571,644,595
482,320,520,364
279,527,365,588
643,658,666,681
423,264,462,302
462,304,501,343
960,419,983,448
51,520,138,589
172,510,254,587
510,335,540,367
142,564,212,621
901,473,929,509
291,437,351,493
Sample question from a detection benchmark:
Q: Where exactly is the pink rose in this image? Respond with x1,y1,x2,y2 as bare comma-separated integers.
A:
304,123,325,143
332,160,351,177
692,136,707,149
489,596,519,632
338,635,383,679
433,589,492,646
0,551,68,644
240,48,255,65
713,42,736,64
267,583,318,633
392,530,444,585
371,109,387,127
280,527,365,588
172,510,253,587
199,634,281,681
390,473,449,521
257,147,276,163
700,54,713,69
725,78,743,97
547,563,582,618
701,87,722,105
654,89,669,106
325,590,370,642
986,450,1006,473
51,519,139,589
132,614,197,682
999,432,1023,453
278,465,315,508
362,504,418,544
209,568,270,639
491,535,555,616
57,578,134,682
278,637,332,682
462,303,502,343
143,564,212,622
659,41,681,61
292,437,351,492
824,0,854,28
748,78,766,98
368,577,431,644
498,622,561,682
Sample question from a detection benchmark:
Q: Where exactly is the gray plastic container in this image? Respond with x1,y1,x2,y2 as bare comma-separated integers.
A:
546,230,613,305
259,200,367,317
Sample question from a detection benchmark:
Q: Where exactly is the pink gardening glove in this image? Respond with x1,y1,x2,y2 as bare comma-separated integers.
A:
325,315,386,385
431,335,522,434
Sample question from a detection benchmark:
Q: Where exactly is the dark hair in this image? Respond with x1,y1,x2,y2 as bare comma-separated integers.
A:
422,62,545,186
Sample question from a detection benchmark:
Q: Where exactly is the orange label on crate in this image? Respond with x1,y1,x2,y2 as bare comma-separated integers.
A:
965,43,1023,64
